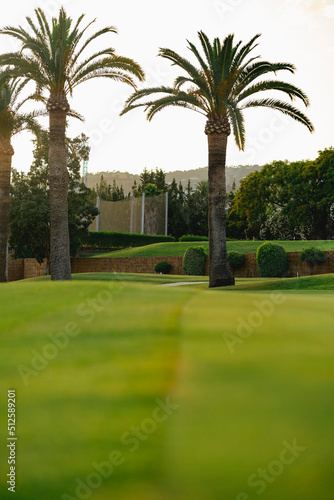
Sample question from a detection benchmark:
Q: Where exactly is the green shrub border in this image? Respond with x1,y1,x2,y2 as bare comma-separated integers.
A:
84,231,176,250
179,234,209,242
154,261,172,274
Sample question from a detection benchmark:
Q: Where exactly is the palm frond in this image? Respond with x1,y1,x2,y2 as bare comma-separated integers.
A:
70,26,118,68
238,80,310,106
230,34,261,71
158,47,212,101
145,93,207,121
242,98,314,132
121,86,176,115
68,109,84,121
227,101,246,150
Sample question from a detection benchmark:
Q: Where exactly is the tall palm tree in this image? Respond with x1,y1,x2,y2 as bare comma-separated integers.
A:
121,32,314,287
0,75,41,282
0,8,145,280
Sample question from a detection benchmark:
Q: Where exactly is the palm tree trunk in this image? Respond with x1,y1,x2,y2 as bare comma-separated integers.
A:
47,95,71,281
0,140,14,282
206,119,235,288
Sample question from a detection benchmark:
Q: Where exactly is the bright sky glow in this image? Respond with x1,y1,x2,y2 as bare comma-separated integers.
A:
2,0,334,174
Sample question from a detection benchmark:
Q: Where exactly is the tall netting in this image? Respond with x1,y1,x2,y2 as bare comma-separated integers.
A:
89,192,167,235
99,198,132,232
131,196,143,234
144,193,166,235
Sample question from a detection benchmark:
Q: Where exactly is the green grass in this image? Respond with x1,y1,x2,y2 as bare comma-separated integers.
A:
1,274,334,500
226,273,334,292
84,239,334,258
31,272,209,284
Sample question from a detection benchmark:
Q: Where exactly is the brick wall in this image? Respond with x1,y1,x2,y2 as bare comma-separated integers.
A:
71,256,183,275
8,258,24,282
8,258,47,281
8,251,334,282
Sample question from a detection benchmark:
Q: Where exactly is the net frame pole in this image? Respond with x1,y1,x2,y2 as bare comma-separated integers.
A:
141,193,145,234
96,196,101,232
130,196,134,234
165,191,168,236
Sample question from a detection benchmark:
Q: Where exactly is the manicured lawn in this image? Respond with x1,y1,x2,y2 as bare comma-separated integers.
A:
31,272,209,284
1,274,334,500
84,239,334,258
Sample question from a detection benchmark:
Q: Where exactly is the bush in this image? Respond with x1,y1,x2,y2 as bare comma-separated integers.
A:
179,234,209,242
300,247,325,263
154,261,172,274
84,231,176,250
182,246,207,276
228,251,245,272
300,247,325,275
256,242,288,277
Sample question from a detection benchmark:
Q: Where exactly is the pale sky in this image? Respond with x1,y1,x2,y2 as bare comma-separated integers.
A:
3,0,334,175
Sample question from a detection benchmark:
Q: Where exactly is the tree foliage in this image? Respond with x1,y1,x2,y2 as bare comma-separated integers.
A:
95,176,125,201
230,148,334,240
10,133,98,267
0,7,145,96
121,31,313,143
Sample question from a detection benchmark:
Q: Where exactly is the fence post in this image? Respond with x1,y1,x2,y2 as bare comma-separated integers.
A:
165,191,168,236
96,196,100,232
130,195,134,234
141,193,145,234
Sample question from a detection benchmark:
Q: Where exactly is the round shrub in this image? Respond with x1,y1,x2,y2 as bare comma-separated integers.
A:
179,234,209,242
182,246,208,275
154,261,172,274
256,242,288,277
300,247,325,264
300,247,325,275
228,251,245,271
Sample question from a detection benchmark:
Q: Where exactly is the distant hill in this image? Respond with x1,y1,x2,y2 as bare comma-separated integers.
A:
86,164,260,194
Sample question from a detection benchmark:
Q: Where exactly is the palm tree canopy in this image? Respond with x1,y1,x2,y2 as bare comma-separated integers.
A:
121,31,313,150
0,7,145,97
0,74,41,140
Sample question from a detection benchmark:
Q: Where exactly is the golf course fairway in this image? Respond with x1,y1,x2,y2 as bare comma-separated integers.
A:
1,274,333,500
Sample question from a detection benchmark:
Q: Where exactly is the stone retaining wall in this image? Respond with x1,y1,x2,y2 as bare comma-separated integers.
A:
71,256,183,275
8,251,334,282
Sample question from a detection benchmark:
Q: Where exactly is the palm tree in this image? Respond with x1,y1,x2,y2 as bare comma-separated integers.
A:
0,8,145,280
0,75,41,282
121,32,314,287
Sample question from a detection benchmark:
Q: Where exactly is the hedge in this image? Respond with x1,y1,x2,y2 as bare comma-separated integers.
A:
154,261,172,274
300,247,326,264
84,231,176,250
179,234,209,242
300,247,326,275
228,251,245,271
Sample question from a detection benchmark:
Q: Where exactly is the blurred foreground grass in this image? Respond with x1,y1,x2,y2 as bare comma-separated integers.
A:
1,274,333,500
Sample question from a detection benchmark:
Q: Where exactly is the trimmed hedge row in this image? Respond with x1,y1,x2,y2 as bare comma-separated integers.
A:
179,234,209,242
84,231,176,249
